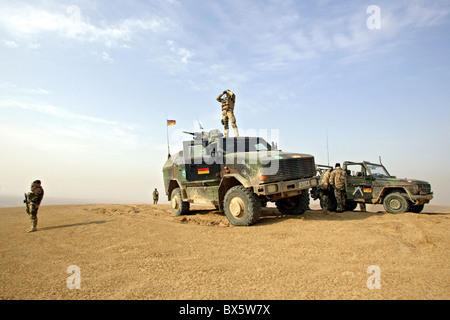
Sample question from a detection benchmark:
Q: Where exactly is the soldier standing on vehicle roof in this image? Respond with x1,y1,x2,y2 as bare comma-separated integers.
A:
329,163,347,213
25,180,44,233
216,89,239,138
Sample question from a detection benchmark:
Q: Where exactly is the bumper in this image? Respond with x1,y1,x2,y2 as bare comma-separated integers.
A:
254,177,318,196
411,193,433,205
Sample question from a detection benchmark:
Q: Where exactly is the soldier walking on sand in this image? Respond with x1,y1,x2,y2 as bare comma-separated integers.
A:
329,163,347,213
25,180,44,233
217,89,239,138
153,188,159,205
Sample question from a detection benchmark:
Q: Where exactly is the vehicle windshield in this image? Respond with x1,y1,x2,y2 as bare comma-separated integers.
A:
223,137,271,153
366,164,391,178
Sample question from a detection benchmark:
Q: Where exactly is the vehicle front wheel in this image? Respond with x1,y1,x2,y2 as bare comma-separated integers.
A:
410,204,424,213
223,185,261,226
383,192,410,214
170,188,190,216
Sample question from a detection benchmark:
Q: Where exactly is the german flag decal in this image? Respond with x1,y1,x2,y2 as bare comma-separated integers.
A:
198,168,210,175
291,155,301,158
364,187,372,193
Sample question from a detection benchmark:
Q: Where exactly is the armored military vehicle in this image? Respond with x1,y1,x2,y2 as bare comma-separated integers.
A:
311,161,433,214
162,129,318,226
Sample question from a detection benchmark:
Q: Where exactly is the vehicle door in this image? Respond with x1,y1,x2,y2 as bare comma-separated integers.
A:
183,140,222,182
345,163,373,201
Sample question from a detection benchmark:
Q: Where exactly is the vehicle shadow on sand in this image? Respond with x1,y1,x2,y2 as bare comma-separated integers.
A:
258,207,449,226
171,206,448,227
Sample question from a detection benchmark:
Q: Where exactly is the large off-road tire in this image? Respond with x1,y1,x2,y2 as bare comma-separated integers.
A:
170,188,190,216
410,204,424,213
276,190,310,215
319,192,337,212
223,185,261,226
345,201,358,211
383,192,410,214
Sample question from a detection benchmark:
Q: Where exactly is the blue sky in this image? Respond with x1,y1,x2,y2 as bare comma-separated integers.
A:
1,0,449,206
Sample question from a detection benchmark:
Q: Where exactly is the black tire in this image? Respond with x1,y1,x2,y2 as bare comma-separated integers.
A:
410,204,424,213
276,190,310,215
320,192,337,212
383,192,410,214
170,188,190,216
223,185,261,226
345,201,358,211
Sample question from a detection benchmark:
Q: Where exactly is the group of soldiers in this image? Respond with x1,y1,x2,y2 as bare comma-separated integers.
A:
318,163,365,213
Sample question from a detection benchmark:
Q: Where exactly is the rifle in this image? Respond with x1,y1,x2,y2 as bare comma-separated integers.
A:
24,193,30,215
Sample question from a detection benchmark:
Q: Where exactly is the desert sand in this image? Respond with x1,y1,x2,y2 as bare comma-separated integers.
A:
0,203,448,300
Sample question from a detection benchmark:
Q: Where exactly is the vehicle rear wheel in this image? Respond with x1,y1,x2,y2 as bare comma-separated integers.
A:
276,190,310,215
223,185,261,226
383,192,410,214
170,188,190,216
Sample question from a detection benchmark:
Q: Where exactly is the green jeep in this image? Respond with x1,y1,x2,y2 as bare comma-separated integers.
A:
162,129,318,226
311,161,433,214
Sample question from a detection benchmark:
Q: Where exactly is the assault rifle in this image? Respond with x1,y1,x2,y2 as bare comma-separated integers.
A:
23,193,30,215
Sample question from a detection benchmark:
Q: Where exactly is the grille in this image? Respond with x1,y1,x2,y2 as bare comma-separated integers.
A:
418,184,431,194
263,157,315,183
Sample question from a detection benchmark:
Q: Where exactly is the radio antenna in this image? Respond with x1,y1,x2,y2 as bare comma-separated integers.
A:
326,129,330,166
197,114,204,130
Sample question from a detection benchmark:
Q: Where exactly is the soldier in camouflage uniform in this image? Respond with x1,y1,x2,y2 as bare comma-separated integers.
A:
319,168,332,213
329,163,346,213
153,188,159,205
216,90,239,138
26,180,44,233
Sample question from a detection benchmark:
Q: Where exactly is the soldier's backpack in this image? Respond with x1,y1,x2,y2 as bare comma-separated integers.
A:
335,169,346,189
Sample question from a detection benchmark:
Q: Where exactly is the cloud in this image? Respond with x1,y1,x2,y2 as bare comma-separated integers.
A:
0,3,172,47
190,1,449,74
3,39,18,48
101,51,115,63
166,40,193,63
0,97,140,158
0,99,117,126
0,82,51,95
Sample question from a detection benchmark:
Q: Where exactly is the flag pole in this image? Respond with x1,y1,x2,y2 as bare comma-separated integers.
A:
166,115,170,158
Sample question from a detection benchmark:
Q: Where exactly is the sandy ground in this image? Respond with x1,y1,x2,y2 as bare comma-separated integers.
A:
0,202,449,300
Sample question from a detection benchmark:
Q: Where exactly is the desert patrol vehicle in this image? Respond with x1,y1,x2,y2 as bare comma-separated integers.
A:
311,161,433,214
162,129,318,226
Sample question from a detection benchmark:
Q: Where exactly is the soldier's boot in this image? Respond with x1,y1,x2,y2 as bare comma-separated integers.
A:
233,127,239,137
27,219,37,233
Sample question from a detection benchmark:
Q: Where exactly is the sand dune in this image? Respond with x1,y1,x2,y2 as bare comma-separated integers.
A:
0,203,448,300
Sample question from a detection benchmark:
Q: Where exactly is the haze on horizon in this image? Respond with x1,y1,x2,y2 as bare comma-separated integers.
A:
1,1,449,206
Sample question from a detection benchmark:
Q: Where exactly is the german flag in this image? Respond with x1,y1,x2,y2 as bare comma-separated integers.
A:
198,168,210,175
167,120,176,126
